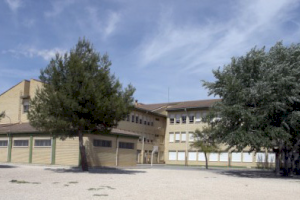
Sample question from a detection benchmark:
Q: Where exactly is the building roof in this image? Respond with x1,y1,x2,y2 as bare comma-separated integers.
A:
0,123,139,138
166,99,221,111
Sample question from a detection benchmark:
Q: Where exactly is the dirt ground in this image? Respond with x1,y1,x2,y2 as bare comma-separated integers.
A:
0,164,299,200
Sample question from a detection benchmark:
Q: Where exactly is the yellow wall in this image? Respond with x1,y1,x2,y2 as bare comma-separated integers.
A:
0,138,8,162
11,137,29,163
55,137,79,166
32,137,52,164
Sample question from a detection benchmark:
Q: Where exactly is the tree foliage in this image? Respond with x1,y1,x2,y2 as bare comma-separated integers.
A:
28,38,135,171
0,111,5,121
203,42,300,174
191,127,219,169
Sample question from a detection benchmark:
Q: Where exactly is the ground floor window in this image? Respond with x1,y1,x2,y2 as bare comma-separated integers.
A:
198,152,205,161
209,153,218,161
14,140,29,147
242,152,253,162
168,151,176,161
256,152,266,162
188,152,197,161
35,139,51,147
268,153,275,163
93,139,112,147
219,152,228,162
231,152,241,162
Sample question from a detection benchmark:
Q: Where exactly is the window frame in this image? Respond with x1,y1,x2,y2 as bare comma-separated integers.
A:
93,139,112,148
119,142,134,149
0,140,8,147
13,140,29,147
34,139,51,147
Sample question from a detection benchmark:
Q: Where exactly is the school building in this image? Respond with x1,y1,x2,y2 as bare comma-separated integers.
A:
0,79,275,168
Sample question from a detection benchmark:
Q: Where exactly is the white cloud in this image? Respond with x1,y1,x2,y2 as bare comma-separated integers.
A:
5,0,22,12
2,47,66,61
136,0,300,74
104,12,120,38
45,0,76,18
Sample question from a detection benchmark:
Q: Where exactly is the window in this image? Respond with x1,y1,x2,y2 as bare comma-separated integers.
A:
256,152,266,163
188,152,197,161
188,132,194,142
198,152,205,161
23,99,30,113
151,122,154,126
268,153,275,163
136,115,139,123
209,153,218,161
181,132,186,142
144,116,147,125
175,132,180,142
189,113,194,123
220,152,228,162
202,112,207,119
131,115,135,122
140,118,143,124
14,140,28,147
0,140,8,147
119,142,134,149
243,152,253,162
126,114,130,121
175,114,180,124
155,118,160,121
34,139,51,147
195,112,201,123
169,133,174,143
169,151,176,161
93,139,112,147
178,151,185,161
170,115,174,124
231,152,241,162
182,114,186,124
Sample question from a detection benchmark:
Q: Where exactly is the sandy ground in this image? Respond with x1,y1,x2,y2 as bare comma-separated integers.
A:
0,164,300,200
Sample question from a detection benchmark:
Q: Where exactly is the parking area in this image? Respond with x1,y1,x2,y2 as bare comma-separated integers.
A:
0,163,299,200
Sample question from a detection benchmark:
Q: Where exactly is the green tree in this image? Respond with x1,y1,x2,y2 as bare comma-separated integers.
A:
0,111,5,121
203,42,300,175
28,39,135,171
191,126,219,169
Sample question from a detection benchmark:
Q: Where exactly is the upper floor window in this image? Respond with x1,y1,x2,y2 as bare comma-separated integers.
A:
136,115,139,123
23,99,30,113
182,114,186,124
175,132,180,142
195,113,201,123
175,114,180,124
181,132,186,142
189,113,194,123
170,115,174,124
169,132,174,143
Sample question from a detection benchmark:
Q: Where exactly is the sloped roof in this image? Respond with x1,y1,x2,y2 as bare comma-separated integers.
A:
0,123,139,137
166,99,221,110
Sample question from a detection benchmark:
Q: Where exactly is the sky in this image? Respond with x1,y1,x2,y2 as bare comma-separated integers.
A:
1,0,300,104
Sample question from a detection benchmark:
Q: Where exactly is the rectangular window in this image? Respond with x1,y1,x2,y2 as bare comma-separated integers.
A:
188,152,197,161
220,152,228,162
189,132,194,142
170,115,174,124
126,114,130,121
181,132,186,142
140,118,143,124
175,132,180,142
209,152,218,161
176,114,180,124
93,139,112,147
232,152,242,162
34,139,51,147
243,152,253,162
131,115,135,122
189,113,194,123
0,140,8,147
14,140,29,147
268,153,275,163
23,99,30,113
119,142,134,149
182,114,186,124
256,152,266,163
198,152,205,161
178,151,185,161
195,112,201,123
136,115,139,123
202,112,207,119
169,151,176,161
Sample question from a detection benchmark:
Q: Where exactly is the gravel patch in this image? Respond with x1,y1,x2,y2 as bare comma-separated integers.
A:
0,164,299,200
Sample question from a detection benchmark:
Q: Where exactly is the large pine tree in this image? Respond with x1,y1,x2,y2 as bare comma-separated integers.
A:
203,42,300,175
28,39,135,171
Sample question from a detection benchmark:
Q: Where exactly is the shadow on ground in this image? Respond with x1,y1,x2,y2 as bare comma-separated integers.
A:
0,165,17,168
217,169,300,179
44,167,146,175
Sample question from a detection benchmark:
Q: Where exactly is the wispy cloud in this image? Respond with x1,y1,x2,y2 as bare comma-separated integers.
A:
45,0,76,18
104,12,120,38
2,47,66,60
136,0,300,74
5,0,22,12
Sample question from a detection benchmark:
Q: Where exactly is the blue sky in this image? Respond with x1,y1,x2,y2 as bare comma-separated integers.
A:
1,0,300,104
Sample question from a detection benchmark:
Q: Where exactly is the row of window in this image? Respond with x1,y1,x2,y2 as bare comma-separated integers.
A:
169,112,207,124
0,139,51,147
93,139,134,149
168,151,275,163
126,114,156,126
169,132,194,143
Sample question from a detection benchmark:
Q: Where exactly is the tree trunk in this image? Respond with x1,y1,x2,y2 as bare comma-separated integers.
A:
275,150,280,175
78,129,89,171
204,152,208,169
